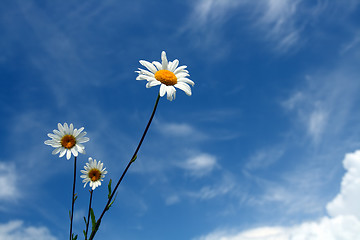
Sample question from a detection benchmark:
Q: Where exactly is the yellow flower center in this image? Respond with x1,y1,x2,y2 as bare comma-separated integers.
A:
61,135,76,149
89,169,101,182
154,70,177,86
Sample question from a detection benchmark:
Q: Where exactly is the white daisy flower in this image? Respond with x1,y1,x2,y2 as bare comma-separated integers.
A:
136,51,195,101
44,123,90,160
80,157,107,190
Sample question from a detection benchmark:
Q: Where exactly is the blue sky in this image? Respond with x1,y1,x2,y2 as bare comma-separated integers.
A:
1,0,360,239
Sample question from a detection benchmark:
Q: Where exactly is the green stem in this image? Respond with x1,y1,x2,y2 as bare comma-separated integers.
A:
69,156,77,240
85,190,93,240
88,94,161,240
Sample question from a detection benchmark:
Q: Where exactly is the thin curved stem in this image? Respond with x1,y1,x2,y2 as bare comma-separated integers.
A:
85,190,93,240
88,94,161,240
69,156,77,240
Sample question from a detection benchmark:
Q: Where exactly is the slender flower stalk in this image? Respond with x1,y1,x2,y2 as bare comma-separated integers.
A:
80,157,107,239
85,190,93,240
44,123,89,240
69,156,77,240
88,94,161,240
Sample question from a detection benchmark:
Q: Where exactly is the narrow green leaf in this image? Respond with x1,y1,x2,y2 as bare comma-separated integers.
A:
69,210,71,220
74,193,78,202
108,179,112,199
106,192,118,211
72,233,78,240
90,208,96,231
83,216,87,225
94,219,101,232
83,230,86,238
131,155,137,163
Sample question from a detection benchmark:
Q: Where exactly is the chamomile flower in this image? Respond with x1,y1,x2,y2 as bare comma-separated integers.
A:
80,157,107,190
136,51,195,101
44,123,89,160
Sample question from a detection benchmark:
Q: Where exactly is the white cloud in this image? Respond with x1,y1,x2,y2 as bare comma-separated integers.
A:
282,56,360,144
194,149,360,240
340,32,360,54
326,150,360,219
185,0,302,52
187,0,360,54
282,91,304,110
191,184,232,200
0,220,57,240
307,108,328,143
178,153,217,177
189,0,244,27
155,121,204,138
255,0,301,51
245,146,284,170
165,195,180,205
195,216,360,240
0,163,19,201
187,173,235,200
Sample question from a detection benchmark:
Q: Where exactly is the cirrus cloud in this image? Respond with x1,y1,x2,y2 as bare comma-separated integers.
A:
0,220,57,240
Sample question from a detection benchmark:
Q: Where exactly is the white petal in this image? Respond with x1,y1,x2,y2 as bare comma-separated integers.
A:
146,80,161,88
136,75,148,81
59,148,66,158
52,147,62,155
72,129,79,138
48,142,62,148
64,123,69,134
175,82,192,96
136,75,145,81
77,131,87,139
161,51,168,70
74,127,84,137
138,74,150,80
175,72,190,79
77,143,85,150
71,147,78,157
53,129,63,137
76,145,85,154
152,61,162,70
66,150,72,160
58,123,66,134
47,133,61,140
69,123,74,134
166,86,176,101
174,66,187,74
139,60,158,73
78,136,89,143
159,84,167,97
44,140,54,146
138,68,155,77
169,59,179,72
168,61,174,71
177,78,195,86
139,75,156,82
